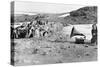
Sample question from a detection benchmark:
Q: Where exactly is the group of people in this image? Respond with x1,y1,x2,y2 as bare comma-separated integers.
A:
11,20,55,39
11,20,97,44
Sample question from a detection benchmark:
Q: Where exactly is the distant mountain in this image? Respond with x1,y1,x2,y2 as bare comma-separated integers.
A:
64,6,97,24
12,6,97,25
45,6,97,25
14,14,37,22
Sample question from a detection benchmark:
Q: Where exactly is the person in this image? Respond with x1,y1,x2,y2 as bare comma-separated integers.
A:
35,28,40,38
91,23,97,44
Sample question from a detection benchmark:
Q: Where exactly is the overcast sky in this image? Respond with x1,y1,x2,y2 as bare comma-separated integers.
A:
14,1,85,14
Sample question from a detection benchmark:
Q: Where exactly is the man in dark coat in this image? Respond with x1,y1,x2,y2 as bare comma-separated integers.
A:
91,24,97,44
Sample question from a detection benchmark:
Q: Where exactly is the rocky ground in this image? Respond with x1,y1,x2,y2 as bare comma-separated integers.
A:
11,38,97,66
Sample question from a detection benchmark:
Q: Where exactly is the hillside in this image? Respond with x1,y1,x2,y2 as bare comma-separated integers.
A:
12,6,97,25
64,6,97,24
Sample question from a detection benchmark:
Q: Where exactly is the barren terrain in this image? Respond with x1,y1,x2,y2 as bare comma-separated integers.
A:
12,38,97,66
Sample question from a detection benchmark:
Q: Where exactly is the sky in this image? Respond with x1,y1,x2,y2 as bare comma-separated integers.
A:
14,1,85,14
